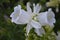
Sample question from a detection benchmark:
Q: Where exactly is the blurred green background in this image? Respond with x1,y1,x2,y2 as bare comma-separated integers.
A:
0,0,60,40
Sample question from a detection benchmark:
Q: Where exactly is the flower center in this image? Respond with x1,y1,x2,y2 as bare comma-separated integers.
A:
32,13,38,21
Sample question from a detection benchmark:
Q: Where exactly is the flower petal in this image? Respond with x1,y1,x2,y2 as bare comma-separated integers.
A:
14,5,21,13
48,18,56,24
10,5,21,22
10,5,21,17
30,20,41,29
48,18,56,27
26,2,32,14
47,8,56,26
35,27,45,36
33,3,41,13
37,12,48,26
48,8,55,17
26,24,32,35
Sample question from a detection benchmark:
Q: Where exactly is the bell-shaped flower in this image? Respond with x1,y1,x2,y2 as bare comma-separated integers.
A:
37,8,56,27
10,5,31,24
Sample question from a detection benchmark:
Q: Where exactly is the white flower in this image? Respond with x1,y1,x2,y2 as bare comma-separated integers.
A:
37,8,56,27
26,2,43,35
10,2,43,36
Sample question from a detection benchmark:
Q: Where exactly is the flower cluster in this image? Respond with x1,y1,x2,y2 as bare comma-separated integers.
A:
10,2,56,36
